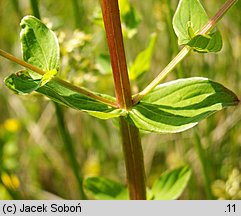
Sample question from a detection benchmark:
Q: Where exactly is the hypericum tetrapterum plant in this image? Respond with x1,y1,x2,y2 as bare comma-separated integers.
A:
0,0,239,200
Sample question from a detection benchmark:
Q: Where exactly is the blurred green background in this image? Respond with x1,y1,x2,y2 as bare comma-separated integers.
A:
0,0,240,199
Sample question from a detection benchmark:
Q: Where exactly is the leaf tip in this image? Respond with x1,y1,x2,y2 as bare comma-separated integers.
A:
20,15,37,28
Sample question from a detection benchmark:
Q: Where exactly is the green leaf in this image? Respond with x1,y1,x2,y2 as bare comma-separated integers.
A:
129,77,239,133
4,71,40,94
4,72,123,120
20,15,60,80
119,0,142,38
96,54,112,75
84,177,128,200
40,69,58,86
187,31,222,53
92,9,104,28
129,33,157,80
173,0,223,53
152,166,191,200
173,0,208,45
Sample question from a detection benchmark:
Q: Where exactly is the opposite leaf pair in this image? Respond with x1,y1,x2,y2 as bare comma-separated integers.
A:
84,166,191,200
4,0,239,135
6,71,239,133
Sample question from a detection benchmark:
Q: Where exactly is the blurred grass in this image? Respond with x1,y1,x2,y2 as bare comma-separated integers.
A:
0,0,240,199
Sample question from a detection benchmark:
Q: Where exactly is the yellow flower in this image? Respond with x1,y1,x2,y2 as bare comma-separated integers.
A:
83,156,101,177
1,173,20,190
212,168,241,199
3,119,21,133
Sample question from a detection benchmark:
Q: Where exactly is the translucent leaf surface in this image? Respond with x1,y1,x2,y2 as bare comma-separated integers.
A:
188,31,222,53
40,69,58,86
152,166,191,200
20,15,59,80
129,78,239,133
173,0,208,45
173,0,222,53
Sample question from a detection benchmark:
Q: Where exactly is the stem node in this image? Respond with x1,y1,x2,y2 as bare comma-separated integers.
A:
100,0,146,199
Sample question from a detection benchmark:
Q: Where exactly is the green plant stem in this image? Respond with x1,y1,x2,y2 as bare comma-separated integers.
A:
199,0,238,35
71,0,84,29
30,0,41,20
54,103,86,199
100,0,146,199
165,0,185,78
133,46,191,104
193,130,214,199
0,49,117,108
29,1,86,199
133,0,238,104
11,0,23,18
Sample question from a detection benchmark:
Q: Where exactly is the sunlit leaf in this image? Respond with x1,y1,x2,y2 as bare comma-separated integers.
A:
40,69,58,86
173,0,208,45
152,166,191,200
129,78,239,133
173,0,222,53
5,71,40,94
20,15,59,81
96,54,112,75
129,33,157,80
4,72,123,120
119,0,142,38
187,31,222,53
92,9,104,28
84,177,128,200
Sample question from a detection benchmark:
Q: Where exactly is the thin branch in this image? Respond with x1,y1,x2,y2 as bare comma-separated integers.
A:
199,0,238,35
0,48,118,108
133,0,238,104
133,46,191,104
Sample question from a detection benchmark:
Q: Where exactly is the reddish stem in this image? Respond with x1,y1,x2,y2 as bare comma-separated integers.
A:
100,0,147,200
100,0,132,110
119,117,146,200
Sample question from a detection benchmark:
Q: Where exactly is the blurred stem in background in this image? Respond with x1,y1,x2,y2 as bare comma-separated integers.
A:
30,0,41,20
193,129,214,199
10,0,23,18
164,0,185,78
71,0,85,29
54,104,86,199
29,0,86,199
